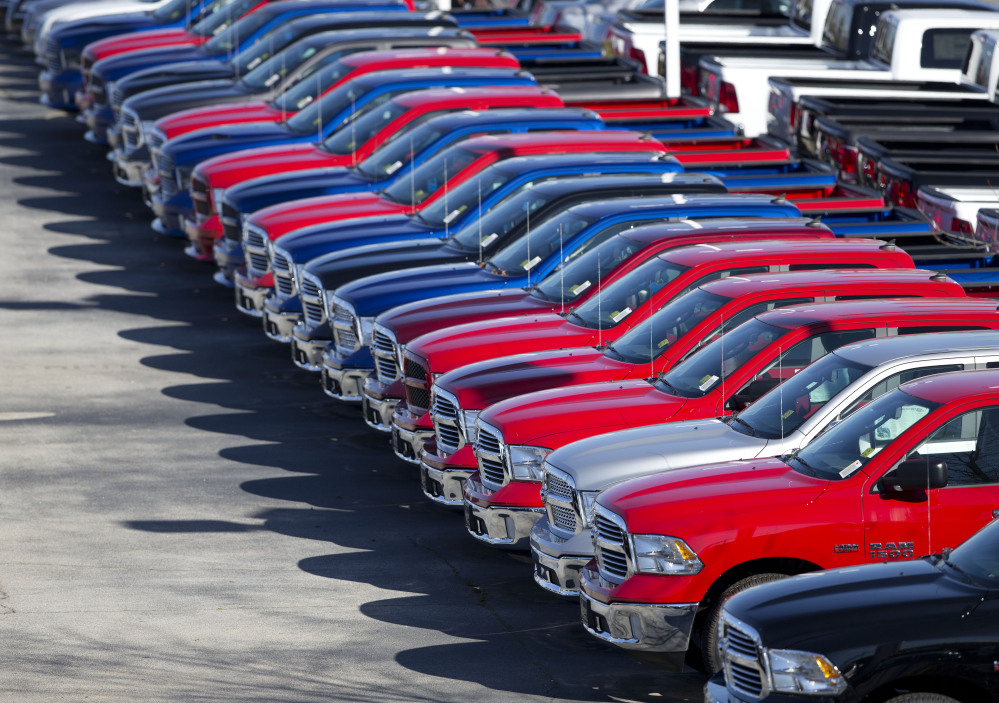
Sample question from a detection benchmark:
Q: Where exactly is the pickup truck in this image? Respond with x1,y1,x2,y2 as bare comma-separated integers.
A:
366,218,832,437
578,355,999,671
427,266,958,515
532,329,999,598
698,8,999,136
917,184,999,239
461,268,977,550
215,129,675,290
90,16,467,146
706,515,999,702
311,194,802,393
144,73,546,235
259,170,728,341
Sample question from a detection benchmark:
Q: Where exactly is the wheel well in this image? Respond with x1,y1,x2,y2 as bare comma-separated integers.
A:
866,675,992,703
699,557,822,617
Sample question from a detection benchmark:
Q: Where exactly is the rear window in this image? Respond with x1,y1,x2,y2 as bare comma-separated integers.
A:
921,28,976,69
821,0,854,55
790,0,812,33
870,16,898,66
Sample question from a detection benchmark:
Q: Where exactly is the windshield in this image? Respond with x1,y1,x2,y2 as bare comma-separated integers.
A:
354,120,450,179
285,79,386,135
787,389,938,481
191,0,256,38
732,354,870,440
444,181,565,255
272,59,357,112
321,101,410,156
532,234,644,305
205,6,280,55
485,210,596,279
241,40,322,90
233,23,317,75
567,256,689,330
941,520,999,587
417,162,526,229
152,0,191,22
821,0,853,55
381,145,483,207
606,289,729,364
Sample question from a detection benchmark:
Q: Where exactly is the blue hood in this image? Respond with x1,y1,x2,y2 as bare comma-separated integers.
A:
333,262,510,316
278,215,434,263
225,168,373,214
126,79,250,121
166,122,304,166
93,47,217,84
52,12,162,50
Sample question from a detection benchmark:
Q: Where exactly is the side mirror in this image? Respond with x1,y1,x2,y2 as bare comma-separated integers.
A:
729,377,781,411
878,458,948,493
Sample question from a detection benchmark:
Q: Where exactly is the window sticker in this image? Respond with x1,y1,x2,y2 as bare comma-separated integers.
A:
523,256,541,271
570,280,591,295
384,160,403,175
610,307,632,323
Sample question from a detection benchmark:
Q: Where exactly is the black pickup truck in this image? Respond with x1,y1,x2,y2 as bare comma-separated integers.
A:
705,517,999,703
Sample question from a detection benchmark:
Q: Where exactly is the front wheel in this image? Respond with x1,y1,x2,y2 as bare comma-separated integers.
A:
701,573,787,674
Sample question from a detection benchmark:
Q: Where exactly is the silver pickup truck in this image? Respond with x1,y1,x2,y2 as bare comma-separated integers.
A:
530,330,999,596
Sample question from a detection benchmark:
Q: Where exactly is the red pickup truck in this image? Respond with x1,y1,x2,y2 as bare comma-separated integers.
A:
425,269,967,515
394,239,922,466
369,218,833,437
220,129,674,297
578,363,999,672
458,271,978,550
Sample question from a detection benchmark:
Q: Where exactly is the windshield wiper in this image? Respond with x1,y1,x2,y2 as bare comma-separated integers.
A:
656,375,678,394
600,341,623,360
732,416,758,437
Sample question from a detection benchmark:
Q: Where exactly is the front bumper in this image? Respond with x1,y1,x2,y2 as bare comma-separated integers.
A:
213,237,244,287
183,215,223,263
390,403,433,465
290,323,330,372
320,345,369,400
463,473,543,550
704,676,748,703
233,271,269,318
261,295,301,343
579,570,697,668
82,104,112,144
38,68,81,111
112,149,149,187
419,444,476,508
530,520,594,597
360,376,404,432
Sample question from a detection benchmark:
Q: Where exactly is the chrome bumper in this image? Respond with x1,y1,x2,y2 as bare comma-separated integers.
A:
419,461,471,508
290,334,327,373
391,422,424,465
113,153,150,188
234,279,267,318
464,478,542,550
530,520,593,597
579,590,698,655
262,304,300,344
320,347,367,401
360,377,399,432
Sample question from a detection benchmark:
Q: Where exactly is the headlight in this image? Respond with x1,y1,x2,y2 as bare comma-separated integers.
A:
630,534,703,575
357,316,375,346
766,649,846,695
213,188,226,218
577,490,600,527
60,48,80,69
508,445,552,482
460,410,481,443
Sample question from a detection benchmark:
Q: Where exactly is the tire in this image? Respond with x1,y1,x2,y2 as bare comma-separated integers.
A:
701,572,787,674
885,695,961,703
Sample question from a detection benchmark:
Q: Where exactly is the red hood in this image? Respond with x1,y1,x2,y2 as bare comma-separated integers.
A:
159,102,282,139
247,193,401,239
197,143,335,189
86,29,195,62
437,347,634,409
412,313,597,375
599,457,828,540
482,379,679,447
381,289,553,345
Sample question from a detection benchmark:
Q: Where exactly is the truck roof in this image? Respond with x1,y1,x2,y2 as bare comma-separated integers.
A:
455,127,666,155
700,268,956,299
562,193,797,218
269,10,457,35
404,107,600,131
835,329,999,368
901,367,999,404
339,47,516,70
344,67,534,92
657,237,907,267
619,218,831,244
757,296,999,330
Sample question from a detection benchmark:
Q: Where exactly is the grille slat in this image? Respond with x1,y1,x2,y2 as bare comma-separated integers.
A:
597,547,629,579
550,504,577,532
275,273,294,297
304,301,325,326
408,387,430,411
721,616,767,699
546,473,572,500
300,278,321,298
406,358,427,382
594,514,625,544
247,252,269,275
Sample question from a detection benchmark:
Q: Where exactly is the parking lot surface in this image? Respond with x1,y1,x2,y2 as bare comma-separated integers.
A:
0,42,706,702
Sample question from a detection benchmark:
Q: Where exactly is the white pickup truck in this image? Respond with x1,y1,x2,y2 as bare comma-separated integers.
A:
700,7,999,135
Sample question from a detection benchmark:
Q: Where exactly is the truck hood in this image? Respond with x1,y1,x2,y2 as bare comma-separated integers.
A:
335,262,512,316
724,559,989,660
225,167,373,213
51,11,157,43
379,289,549,345
309,238,478,288
167,123,307,168
481,378,676,444
96,49,216,85
127,79,252,122
86,28,192,61
436,347,632,409
544,418,771,491
411,313,594,375
281,216,432,263
159,102,281,139
598,457,827,535
246,192,393,239
195,143,340,188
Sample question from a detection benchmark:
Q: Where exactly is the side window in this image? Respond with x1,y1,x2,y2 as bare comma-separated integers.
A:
839,364,965,419
751,329,876,384
909,407,999,486
683,297,813,357
789,263,875,271
896,326,989,335
836,294,916,301
921,28,976,70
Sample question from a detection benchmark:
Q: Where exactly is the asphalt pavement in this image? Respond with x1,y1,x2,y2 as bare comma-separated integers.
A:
0,40,707,702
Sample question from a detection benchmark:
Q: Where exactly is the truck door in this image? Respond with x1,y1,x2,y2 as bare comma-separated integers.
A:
864,404,999,560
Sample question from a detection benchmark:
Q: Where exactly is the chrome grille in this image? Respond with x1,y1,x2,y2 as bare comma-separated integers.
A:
243,226,266,251
720,614,767,700
192,176,209,194
275,273,295,297
598,547,629,580
121,109,140,150
161,169,179,198
331,303,359,353
477,427,501,455
194,195,212,217
550,503,577,532
475,424,506,487
304,300,326,326
44,37,58,72
111,84,125,109
301,274,326,327
90,75,105,106
545,472,573,500
272,248,295,298
434,393,458,421
371,327,399,384
594,513,624,544
300,277,320,299
405,358,427,382
593,506,630,584
149,129,165,153
221,201,238,220
408,386,430,411
431,388,462,454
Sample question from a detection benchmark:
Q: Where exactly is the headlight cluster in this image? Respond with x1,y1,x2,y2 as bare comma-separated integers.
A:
508,445,552,482
577,490,600,527
765,649,846,695
630,534,703,575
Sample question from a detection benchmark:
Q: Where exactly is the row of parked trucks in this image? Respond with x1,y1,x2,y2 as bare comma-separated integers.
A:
13,0,999,698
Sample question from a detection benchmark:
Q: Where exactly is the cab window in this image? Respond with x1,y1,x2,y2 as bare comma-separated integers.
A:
839,364,964,419
908,407,999,486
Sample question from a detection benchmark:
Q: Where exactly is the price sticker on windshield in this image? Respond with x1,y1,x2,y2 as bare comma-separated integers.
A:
698,375,719,392
570,280,591,295
522,256,541,271
384,161,403,175
264,74,280,88
610,307,632,323
247,57,263,70
479,233,498,248
443,209,462,224
840,459,863,478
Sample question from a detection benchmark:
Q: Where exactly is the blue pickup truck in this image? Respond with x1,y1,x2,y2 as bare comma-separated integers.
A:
299,194,803,387
144,68,539,235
